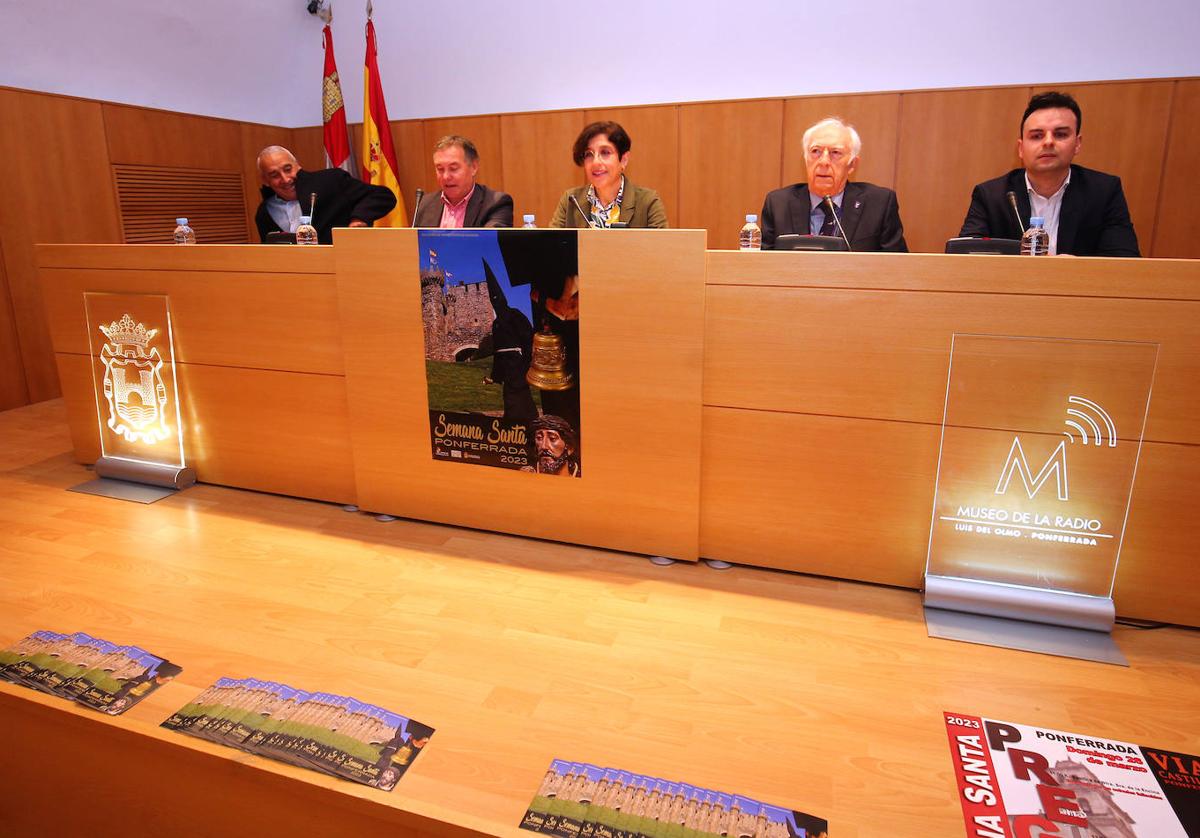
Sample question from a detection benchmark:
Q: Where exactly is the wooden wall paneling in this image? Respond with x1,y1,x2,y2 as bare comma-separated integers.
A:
782,93,903,190
390,119,431,215
335,228,705,560
583,105,681,227
0,239,29,409
1061,80,1174,252
895,86,1032,253
0,89,122,404
113,165,249,244
422,115,505,195
678,100,784,249
1153,80,1200,258
289,125,327,175
102,103,242,171
241,123,297,242
499,110,585,226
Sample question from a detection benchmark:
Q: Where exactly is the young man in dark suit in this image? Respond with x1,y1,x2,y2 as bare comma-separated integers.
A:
760,117,907,251
958,91,1139,256
413,135,514,228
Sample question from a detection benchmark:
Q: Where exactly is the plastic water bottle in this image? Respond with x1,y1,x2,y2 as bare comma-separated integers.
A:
522,214,536,228
173,218,196,244
295,216,318,245
739,214,761,251
1021,216,1050,256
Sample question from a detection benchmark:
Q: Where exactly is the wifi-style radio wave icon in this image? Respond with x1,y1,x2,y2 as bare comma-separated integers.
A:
1063,396,1117,447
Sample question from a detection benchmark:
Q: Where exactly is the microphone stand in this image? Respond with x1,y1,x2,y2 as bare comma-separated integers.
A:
411,188,424,227
1006,190,1026,235
823,196,852,251
569,194,598,228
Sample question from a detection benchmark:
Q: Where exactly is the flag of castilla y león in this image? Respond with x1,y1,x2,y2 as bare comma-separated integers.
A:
321,24,355,176
362,16,406,227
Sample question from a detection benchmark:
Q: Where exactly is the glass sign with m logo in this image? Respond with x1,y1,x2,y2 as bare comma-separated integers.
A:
925,334,1157,632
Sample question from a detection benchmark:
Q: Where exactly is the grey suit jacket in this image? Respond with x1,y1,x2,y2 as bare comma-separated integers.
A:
413,183,514,228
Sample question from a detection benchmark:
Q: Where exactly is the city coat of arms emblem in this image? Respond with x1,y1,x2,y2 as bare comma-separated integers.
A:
97,313,170,443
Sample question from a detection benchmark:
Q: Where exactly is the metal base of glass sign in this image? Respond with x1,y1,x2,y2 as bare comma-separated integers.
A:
68,457,195,504
924,574,1115,632
93,456,196,490
68,477,179,504
924,607,1127,666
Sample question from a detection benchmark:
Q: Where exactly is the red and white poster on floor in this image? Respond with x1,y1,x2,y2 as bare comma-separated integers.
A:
943,711,1199,837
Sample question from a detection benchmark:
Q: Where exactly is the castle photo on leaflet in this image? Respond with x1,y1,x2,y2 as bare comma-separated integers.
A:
421,252,492,363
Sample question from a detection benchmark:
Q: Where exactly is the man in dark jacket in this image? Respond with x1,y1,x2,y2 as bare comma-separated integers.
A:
255,145,397,244
413,135,513,228
958,91,1139,256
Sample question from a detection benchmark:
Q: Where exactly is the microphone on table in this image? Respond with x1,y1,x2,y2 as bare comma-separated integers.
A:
411,188,424,227
309,192,317,224
569,194,598,228
824,196,852,251
1005,191,1026,235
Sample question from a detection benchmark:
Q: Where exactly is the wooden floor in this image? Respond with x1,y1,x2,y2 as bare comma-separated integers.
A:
2,399,1198,837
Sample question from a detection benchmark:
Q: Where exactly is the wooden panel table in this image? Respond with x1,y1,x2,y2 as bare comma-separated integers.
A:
38,242,1200,624
699,250,1200,626
38,230,708,562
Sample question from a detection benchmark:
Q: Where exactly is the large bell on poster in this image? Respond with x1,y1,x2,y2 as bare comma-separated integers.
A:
526,327,575,391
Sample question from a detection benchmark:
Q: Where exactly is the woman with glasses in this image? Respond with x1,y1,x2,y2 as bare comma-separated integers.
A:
549,121,668,229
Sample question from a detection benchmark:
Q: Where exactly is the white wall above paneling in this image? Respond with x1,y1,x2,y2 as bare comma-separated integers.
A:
3,0,1199,127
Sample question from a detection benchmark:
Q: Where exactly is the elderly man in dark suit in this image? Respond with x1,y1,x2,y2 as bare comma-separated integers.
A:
761,116,907,251
413,135,513,228
958,91,1139,256
254,146,396,244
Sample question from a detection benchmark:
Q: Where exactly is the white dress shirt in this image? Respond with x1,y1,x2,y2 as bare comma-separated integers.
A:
1026,170,1071,255
265,194,303,234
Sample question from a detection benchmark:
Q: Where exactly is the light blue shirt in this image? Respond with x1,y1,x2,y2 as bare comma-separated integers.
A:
265,194,302,233
809,190,845,236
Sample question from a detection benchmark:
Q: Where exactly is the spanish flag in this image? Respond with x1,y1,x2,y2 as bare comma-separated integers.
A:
361,16,405,227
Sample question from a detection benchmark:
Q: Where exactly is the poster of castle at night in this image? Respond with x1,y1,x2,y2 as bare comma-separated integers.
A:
417,230,581,478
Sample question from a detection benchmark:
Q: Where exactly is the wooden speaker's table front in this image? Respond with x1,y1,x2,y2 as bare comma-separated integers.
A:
39,230,707,563
38,240,1200,624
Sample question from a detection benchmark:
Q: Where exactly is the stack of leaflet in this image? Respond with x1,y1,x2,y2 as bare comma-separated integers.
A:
0,629,181,715
162,677,435,792
520,759,829,837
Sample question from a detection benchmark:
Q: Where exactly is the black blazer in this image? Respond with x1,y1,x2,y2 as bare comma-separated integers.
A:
413,184,514,228
255,167,397,244
760,181,907,251
958,165,1139,257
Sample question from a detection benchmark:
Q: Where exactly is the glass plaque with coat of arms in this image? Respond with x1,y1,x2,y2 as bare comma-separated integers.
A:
84,293,185,469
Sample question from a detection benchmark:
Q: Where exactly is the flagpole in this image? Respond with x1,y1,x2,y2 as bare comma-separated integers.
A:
361,0,406,225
